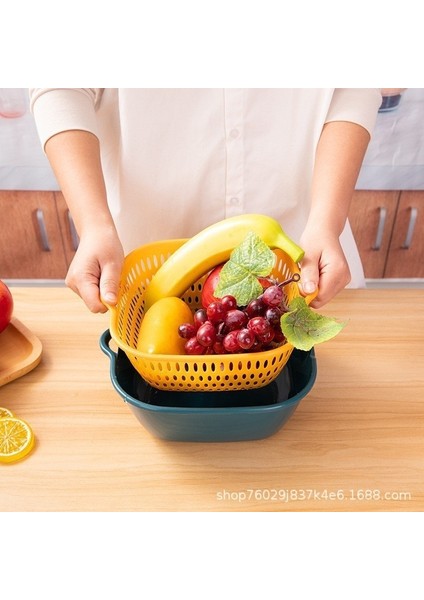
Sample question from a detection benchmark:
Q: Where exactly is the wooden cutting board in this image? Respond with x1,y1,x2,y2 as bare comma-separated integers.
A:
0,317,42,386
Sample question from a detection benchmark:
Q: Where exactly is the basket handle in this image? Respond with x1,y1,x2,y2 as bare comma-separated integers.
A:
304,288,319,305
99,329,118,369
101,298,117,315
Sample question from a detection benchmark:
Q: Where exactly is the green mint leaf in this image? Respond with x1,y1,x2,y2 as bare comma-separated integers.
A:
280,296,347,351
214,231,276,306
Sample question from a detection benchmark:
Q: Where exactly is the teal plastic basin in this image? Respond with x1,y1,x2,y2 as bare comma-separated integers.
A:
100,330,317,442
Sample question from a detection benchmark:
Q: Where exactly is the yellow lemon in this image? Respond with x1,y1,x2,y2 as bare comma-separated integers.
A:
137,296,194,355
0,407,14,419
0,417,35,463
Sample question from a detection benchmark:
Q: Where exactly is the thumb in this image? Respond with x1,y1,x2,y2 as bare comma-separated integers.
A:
99,263,121,305
299,256,319,297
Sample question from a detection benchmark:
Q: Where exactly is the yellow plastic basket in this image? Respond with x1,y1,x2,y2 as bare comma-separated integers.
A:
108,239,305,392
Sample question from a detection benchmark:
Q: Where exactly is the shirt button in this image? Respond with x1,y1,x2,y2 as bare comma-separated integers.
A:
229,128,239,139
229,197,240,206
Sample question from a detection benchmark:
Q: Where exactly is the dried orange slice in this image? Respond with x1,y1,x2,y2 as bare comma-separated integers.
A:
0,417,35,463
0,407,14,419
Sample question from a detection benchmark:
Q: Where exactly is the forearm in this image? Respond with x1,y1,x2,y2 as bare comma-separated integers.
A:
305,120,371,237
45,130,116,237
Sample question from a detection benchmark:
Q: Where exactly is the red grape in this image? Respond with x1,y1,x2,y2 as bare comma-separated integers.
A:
237,328,255,350
257,328,275,345
178,322,197,339
212,340,226,354
206,300,226,324
221,294,238,311
223,330,241,353
245,297,265,318
225,309,248,331
247,316,271,336
265,306,282,327
196,321,217,347
262,284,283,307
193,308,207,329
185,337,206,354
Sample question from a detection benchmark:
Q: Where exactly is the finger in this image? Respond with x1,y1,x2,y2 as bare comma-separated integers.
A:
299,258,319,298
309,267,351,309
99,262,121,306
66,270,106,313
78,280,107,313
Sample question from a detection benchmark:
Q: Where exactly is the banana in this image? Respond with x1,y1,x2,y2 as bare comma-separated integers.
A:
143,214,304,310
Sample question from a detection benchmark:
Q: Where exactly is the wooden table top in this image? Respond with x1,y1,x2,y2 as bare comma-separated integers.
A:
1,286,423,512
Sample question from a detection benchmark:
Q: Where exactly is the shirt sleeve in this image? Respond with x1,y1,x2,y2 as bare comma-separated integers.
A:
325,88,382,136
29,88,104,148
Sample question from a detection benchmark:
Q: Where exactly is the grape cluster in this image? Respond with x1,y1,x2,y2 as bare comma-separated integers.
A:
178,284,289,355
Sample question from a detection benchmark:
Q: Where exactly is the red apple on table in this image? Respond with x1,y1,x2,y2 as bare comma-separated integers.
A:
0,280,13,334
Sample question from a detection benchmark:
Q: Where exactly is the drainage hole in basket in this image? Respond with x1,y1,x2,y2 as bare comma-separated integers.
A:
202,363,208,372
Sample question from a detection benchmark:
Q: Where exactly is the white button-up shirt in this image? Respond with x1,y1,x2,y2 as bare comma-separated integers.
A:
30,88,381,285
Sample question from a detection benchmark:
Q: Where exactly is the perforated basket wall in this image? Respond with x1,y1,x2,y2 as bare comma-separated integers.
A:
108,239,301,392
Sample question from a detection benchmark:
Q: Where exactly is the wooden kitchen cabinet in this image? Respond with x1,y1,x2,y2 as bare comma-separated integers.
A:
349,190,424,278
384,191,424,277
0,190,77,279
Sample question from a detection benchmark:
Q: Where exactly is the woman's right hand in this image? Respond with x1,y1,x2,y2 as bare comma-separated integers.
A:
65,225,124,313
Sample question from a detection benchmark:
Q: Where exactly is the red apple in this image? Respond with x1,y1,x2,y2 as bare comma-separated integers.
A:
201,263,274,308
0,280,13,334
201,264,225,307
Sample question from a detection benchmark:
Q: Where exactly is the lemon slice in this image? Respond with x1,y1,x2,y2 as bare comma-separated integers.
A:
0,407,14,419
0,417,35,463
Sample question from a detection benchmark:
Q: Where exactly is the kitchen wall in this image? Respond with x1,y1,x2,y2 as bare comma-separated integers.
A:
0,88,59,190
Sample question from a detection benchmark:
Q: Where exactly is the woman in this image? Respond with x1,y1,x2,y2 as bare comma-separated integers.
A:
30,88,381,311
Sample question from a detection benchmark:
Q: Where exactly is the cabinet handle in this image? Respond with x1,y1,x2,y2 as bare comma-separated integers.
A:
401,207,418,249
372,206,387,250
67,210,80,251
36,208,51,251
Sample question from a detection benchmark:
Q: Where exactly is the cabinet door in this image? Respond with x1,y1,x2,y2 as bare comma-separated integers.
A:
0,190,68,278
55,192,79,267
348,190,400,278
385,191,424,278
